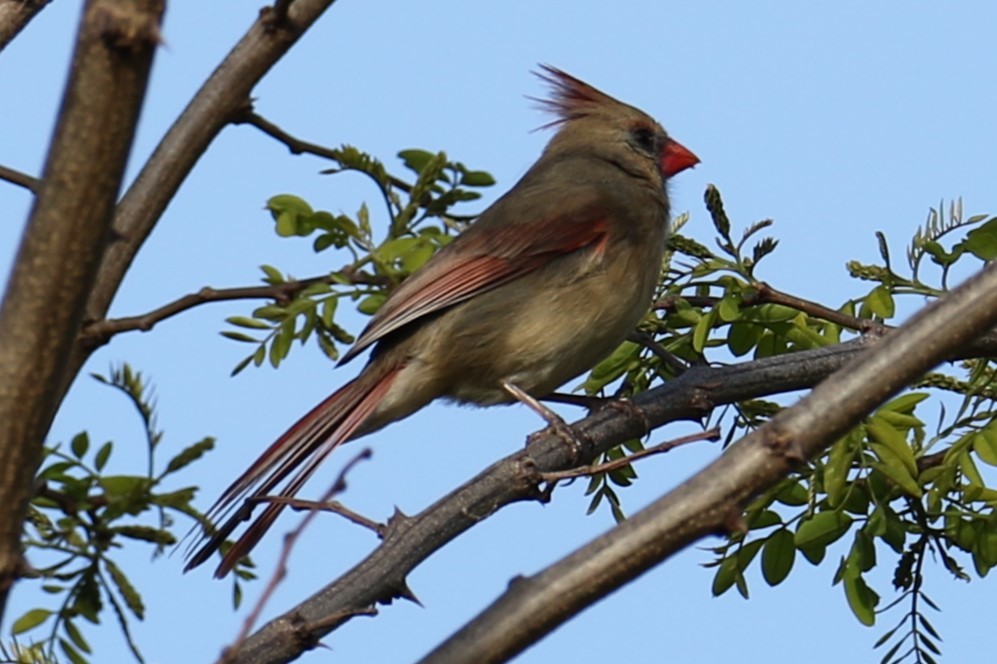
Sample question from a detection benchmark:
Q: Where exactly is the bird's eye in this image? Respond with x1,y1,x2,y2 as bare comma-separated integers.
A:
630,126,657,154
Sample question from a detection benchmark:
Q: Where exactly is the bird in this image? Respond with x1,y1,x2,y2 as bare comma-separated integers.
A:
185,65,699,577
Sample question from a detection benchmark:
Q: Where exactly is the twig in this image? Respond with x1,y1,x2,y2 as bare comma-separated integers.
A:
0,163,39,192
221,447,373,664
78,269,389,347
653,282,887,334
257,496,385,536
652,295,719,311
541,428,720,482
235,110,416,194
628,331,688,374
744,281,884,333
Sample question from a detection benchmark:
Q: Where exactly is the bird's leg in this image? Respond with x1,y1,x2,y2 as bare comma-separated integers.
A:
544,392,651,435
501,380,586,463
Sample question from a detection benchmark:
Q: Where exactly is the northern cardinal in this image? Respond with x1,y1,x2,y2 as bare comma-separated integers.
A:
186,66,698,577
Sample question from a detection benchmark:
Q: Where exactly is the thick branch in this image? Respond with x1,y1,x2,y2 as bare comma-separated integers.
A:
0,0,162,621
64,0,340,385
227,324,996,663
0,0,51,51
420,264,997,663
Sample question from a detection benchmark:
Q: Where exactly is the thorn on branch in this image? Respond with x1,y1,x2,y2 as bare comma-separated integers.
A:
720,509,748,537
260,0,298,34
303,606,378,635
392,581,423,607
763,427,807,464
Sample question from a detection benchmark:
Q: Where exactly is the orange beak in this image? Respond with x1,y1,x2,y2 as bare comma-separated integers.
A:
660,139,700,177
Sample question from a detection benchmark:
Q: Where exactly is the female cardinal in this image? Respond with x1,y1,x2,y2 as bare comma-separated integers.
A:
186,66,699,577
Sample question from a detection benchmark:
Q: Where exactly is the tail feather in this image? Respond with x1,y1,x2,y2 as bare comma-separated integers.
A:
184,362,402,577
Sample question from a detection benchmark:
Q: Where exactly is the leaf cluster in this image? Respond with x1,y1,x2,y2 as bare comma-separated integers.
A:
11,366,225,664
222,147,495,374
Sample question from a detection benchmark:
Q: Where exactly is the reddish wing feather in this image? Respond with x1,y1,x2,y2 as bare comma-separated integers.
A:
341,212,609,363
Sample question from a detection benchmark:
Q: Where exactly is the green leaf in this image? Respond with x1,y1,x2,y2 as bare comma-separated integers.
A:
63,619,92,655
962,216,997,260
843,573,879,626
260,264,284,283
849,530,876,572
358,293,386,316
692,308,716,353
460,169,496,187
70,431,89,459
727,322,763,357
94,441,113,472
867,417,918,476
12,608,52,634
163,437,215,476
972,431,997,467
871,460,923,497
717,293,742,322
226,316,272,330
865,285,895,319
878,391,929,414
711,555,739,596
321,297,338,327
761,528,795,586
754,304,798,323
824,436,856,507
59,638,89,664
795,511,853,549
774,481,808,506
221,331,260,343
105,559,145,619
960,451,984,487
398,148,436,174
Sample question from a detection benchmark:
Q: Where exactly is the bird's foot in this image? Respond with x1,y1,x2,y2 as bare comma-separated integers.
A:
503,380,586,464
544,392,651,435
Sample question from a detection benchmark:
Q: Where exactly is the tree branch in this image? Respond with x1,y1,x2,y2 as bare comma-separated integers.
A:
744,280,881,333
541,427,720,482
0,0,51,52
419,264,997,664
64,0,341,389
225,323,997,663
222,448,373,664
0,163,39,192
0,0,163,621
235,110,418,194
78,269,388,348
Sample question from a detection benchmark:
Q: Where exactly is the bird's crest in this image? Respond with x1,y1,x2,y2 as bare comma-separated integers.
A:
532,64,626,128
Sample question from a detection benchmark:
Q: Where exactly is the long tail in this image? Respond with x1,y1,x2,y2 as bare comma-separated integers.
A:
184,360,403,578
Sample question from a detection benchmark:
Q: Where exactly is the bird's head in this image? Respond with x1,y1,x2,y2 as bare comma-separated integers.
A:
534,65,699,186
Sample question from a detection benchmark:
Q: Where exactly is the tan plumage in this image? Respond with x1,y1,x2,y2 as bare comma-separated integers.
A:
186,65,699,577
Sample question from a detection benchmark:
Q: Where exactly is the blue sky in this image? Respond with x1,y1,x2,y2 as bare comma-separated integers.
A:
2,2,996,662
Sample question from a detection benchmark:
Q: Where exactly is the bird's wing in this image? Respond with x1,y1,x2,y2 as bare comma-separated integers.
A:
340,203,610,364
